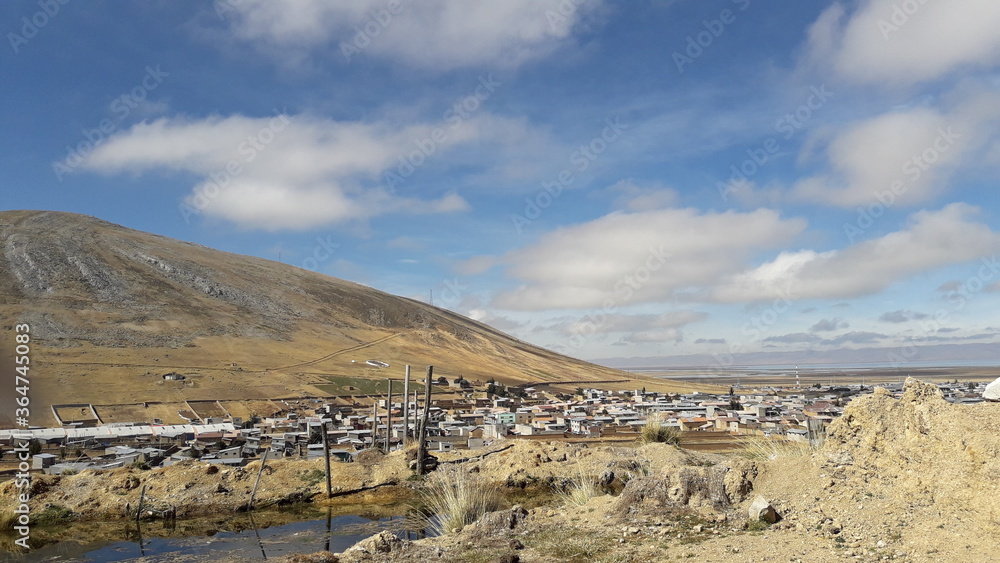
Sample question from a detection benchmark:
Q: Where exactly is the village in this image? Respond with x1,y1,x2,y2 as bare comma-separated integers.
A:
0,376,990,478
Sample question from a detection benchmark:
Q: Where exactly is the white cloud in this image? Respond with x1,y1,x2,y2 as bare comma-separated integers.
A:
492,207,806,310
805,0,1000,87
791,108,957,207
712,204,1000,302
219,0,604,70
81,113,542,230
790,86,1000,208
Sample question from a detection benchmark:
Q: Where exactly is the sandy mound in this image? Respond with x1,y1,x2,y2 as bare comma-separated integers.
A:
824,377,1000,526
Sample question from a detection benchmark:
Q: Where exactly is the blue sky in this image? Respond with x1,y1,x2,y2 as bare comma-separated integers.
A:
4,0,1000,364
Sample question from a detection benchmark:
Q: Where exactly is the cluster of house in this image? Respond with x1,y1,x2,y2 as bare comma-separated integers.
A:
1,378,989,476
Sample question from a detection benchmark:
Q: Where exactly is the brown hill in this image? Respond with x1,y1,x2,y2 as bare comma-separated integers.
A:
0,211,712,425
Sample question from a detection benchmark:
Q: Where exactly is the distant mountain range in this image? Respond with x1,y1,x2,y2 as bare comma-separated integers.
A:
593,342,1000,370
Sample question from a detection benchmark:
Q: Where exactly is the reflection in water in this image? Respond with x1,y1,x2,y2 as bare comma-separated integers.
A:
0,506,433,562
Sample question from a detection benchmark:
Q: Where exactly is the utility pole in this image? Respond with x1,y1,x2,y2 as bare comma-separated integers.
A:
415,366,433,475
385,378,393,452
402,365,411,448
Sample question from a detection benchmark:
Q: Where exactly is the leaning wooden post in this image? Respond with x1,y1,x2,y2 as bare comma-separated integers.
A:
401,365,411,447
415,366,433,475
372,389,379,450
385,378,393,452
135,484,147,523
321,420,332,499
249,449,269,510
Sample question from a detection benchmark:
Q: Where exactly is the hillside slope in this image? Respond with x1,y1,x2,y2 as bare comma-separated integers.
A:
0,210,693,424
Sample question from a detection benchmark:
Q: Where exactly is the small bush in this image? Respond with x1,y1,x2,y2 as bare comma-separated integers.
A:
32,504,74,526
640,417,680,445
300,468,326,487
746,519,771,532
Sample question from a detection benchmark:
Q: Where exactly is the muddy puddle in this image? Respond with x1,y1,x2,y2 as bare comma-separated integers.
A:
0,503,431,562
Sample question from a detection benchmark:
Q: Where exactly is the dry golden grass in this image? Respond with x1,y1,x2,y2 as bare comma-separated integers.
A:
738,435,813,461
0,507,17,530
557,463,601,507
640,416,681,445
420,466,502,536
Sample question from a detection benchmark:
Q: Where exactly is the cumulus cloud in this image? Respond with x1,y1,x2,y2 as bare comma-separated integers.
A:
711,204,1000,302
79,113,562,230
491,207,806,310
791,85,1000,209
805,0,1000,87
791,107,960,207
218,0,604,70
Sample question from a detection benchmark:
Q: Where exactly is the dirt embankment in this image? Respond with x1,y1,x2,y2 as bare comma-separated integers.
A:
1,452,414,521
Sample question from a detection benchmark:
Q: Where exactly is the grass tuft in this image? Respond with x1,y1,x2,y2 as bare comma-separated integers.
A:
558,463,600,507
640,416,681,445
738,435,813,461
0,508,17,530
420,466,501,536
